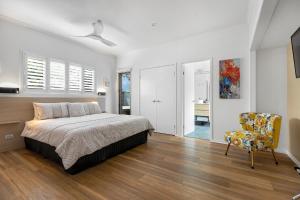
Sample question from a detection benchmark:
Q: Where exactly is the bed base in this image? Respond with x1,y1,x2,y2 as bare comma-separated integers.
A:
24,131,148,174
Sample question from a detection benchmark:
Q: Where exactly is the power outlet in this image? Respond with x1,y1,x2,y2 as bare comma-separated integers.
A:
4,134,14,140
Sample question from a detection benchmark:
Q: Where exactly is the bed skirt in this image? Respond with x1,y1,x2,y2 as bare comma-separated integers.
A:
24,131,148,174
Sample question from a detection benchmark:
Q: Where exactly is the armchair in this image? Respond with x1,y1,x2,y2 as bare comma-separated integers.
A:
224,112,282,168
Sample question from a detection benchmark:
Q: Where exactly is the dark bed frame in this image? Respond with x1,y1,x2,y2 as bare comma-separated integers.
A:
24,131,149,174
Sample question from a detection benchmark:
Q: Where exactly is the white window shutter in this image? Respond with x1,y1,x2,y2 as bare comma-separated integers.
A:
69,65,82,92
83,68,95,93
26,57,46,90
50,61,65,91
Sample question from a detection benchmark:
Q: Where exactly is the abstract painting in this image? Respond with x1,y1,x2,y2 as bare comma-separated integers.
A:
219,58,240,99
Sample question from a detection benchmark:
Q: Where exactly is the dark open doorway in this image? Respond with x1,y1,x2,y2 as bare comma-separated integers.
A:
118,72,131,115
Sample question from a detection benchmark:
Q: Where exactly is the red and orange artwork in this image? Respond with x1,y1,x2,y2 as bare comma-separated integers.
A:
219,59,240,99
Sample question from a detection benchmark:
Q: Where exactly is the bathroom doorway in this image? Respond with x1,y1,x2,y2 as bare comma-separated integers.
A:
183,60,212,140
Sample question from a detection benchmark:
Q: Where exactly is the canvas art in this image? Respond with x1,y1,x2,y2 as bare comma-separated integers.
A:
219,58,240,99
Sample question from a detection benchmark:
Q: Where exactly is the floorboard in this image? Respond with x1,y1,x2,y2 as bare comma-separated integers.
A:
0,133,299,200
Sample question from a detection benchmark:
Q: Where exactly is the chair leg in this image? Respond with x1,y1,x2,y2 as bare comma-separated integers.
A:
292,193,300,200
250,150,255,169
225,142,231,156
271,149,279,165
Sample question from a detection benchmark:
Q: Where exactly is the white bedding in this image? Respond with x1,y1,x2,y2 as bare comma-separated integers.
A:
21,113,153,169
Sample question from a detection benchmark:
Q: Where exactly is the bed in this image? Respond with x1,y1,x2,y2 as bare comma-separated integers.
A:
21,107,153,174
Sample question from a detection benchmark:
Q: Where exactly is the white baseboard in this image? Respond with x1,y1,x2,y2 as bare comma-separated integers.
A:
275,147,287,154
287,151,300,167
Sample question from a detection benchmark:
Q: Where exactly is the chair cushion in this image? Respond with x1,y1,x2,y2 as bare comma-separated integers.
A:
225,130,274,151
225,130,256,150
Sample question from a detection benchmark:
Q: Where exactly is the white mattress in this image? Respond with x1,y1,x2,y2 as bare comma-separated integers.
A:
21,113,153,169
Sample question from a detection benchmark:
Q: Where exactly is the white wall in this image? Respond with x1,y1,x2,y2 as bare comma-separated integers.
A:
248,0,279,50
248,0,264,47
249,50,257,111
117,24,251,143
0,19,116,113
256,47,288,153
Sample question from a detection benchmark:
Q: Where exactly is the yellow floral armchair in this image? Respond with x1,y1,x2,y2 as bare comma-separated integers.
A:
224,112,282,168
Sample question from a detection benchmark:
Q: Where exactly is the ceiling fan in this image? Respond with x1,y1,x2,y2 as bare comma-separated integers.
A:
75,20,116,47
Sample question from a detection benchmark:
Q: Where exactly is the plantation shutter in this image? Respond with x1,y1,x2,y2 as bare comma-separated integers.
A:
83,68,95,93
50,61,65,91
26,57,46,90
69,65,82,91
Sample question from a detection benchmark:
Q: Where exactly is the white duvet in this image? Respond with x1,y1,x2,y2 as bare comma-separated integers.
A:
21,113,153,169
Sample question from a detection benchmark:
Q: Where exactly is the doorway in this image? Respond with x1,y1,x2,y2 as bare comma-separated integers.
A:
183,60,212,140
118,72,131,115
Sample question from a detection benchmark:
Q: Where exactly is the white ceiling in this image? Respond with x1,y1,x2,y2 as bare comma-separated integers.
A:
260,0,300,49
0,0,249,55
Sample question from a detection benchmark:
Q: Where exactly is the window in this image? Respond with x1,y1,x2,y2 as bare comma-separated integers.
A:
24,53,97,95
83,68,95,93
26,56,46,90
50,61,65,91
69,65,82,92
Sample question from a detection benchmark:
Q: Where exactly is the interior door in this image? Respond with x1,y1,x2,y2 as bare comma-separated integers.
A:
140,68,157,129
156,65,176,135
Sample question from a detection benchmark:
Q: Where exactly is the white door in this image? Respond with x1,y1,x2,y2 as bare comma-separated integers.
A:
140,65,176,135
140,68,157,129
156,65,176,134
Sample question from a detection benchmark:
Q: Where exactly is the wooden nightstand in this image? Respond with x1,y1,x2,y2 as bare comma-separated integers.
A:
0,120,25,152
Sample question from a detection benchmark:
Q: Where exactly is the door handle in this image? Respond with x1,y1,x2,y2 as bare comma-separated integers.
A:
152,100,161,103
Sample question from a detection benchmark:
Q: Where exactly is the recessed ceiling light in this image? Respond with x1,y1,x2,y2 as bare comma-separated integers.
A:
151,22,157,27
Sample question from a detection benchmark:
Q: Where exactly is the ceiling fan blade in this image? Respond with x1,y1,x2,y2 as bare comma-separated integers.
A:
73,35,89,38
98,36,117,47
84,34,116,47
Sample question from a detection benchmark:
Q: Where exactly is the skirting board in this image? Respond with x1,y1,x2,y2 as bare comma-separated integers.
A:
287,151,300,168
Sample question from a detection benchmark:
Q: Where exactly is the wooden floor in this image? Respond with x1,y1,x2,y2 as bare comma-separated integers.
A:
0,133,299,200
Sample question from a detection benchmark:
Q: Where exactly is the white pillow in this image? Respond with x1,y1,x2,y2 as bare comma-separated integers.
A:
68,103,87,117
52,103,69,118
68,102,102,117
33,103,53,120
86,102,102,115
33,102,69,120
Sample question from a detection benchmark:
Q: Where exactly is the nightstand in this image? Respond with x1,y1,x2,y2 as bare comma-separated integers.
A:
0,120,25,152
